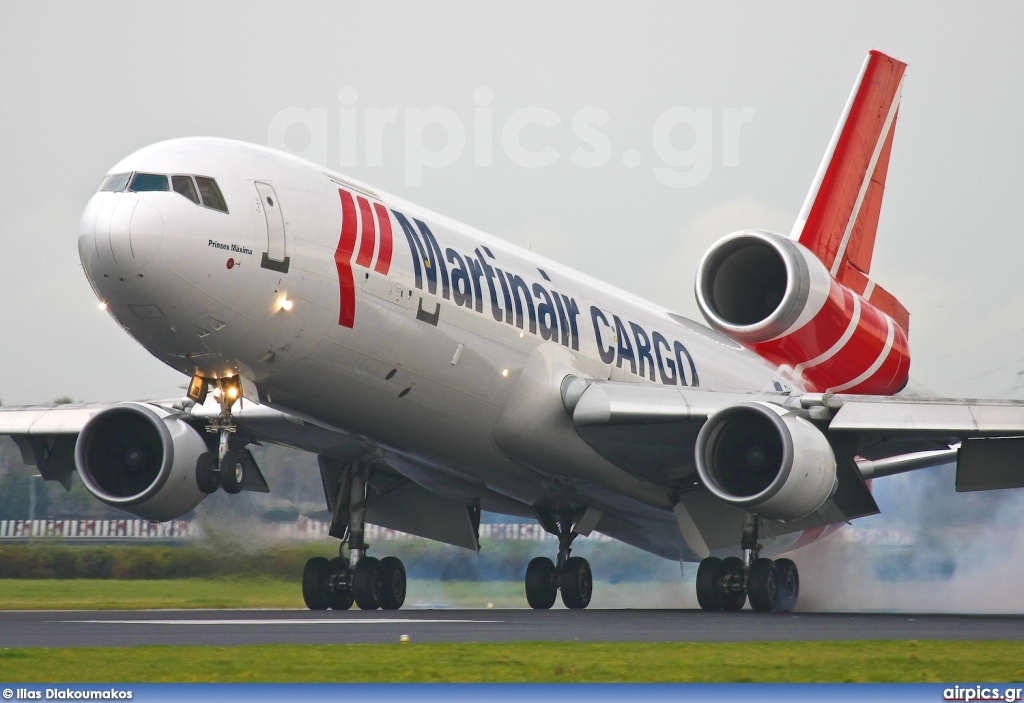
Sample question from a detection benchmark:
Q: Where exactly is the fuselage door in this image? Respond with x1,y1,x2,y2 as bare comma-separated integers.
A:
255,181,290,273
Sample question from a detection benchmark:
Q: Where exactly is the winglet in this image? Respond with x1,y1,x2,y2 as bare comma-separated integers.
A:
791,50,909,333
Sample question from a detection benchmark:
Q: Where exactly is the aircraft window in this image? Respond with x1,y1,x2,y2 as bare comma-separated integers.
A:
99,173,131,192
171,175,200,204
129,173,169,192
195,176,228,213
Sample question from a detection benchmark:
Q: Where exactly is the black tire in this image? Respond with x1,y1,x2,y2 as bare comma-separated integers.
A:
748,558,778,612
352,556,383,610
378,556,407,610
560,556,593,609
327,557,354,611
720,556,747,611
525,556,558,609
695,557,724,611
219,448,249,494
774,558,799,613
302,556,331,610
195,452,219,494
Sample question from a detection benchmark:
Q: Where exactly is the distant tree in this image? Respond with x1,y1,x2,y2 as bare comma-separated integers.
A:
53,397,74,405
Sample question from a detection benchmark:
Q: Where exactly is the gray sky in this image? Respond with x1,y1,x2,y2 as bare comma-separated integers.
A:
3,1,1024,405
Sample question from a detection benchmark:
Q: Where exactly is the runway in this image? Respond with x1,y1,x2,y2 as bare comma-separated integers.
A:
1,609,1022,647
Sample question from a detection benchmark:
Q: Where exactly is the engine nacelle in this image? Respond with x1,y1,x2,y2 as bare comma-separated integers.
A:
75,403,209,521
695,401,836,521
694,230,909,394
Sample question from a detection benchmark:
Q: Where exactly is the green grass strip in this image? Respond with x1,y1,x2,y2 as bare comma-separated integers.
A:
4,579,686,610
0,578,305,610
1,641,1023,682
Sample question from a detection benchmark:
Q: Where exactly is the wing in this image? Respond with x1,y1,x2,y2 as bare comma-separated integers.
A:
0,398,528,550
562,377,1024,555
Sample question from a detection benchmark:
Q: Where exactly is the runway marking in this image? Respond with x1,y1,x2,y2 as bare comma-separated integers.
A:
61,618,501,626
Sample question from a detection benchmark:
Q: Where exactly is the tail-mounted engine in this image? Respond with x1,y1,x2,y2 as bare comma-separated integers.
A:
694,230,909,394
75,403,209,521
695,401,837,521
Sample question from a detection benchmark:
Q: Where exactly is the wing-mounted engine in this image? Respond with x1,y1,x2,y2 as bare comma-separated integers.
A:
75,402,209,521
694,230,909,394
695,400,837,521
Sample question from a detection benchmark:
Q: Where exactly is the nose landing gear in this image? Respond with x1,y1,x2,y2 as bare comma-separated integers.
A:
694,513,800,613
193,376,255,495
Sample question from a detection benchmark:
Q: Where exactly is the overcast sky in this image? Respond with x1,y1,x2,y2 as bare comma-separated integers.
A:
2,1,1024,405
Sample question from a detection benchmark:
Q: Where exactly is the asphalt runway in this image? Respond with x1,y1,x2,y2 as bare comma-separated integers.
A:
1,609,1022,647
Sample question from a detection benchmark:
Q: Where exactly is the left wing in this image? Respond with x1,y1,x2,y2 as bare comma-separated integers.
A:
563,377,1024,554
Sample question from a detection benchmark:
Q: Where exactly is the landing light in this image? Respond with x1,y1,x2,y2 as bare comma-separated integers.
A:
97,302,107,311
212,387,222,399
501,369,509,378
281,298,294,311
227,386,239,400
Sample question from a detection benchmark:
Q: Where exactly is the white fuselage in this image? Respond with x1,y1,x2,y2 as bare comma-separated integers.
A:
79,138,794,552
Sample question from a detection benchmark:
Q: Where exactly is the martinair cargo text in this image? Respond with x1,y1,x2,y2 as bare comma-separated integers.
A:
4,51,1024,613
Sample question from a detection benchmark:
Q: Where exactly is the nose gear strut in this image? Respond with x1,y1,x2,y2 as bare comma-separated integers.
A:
193,376,252,495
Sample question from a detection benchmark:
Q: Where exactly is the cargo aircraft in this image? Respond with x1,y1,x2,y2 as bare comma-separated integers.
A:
4,51,1024,613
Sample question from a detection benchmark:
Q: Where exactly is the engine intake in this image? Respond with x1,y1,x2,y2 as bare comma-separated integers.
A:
75,403,209,521
695,230,909,395
695,401,836,521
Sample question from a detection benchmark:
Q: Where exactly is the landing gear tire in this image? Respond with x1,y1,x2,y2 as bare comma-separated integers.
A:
352,556,383,610
378,556,407,610
748,558,778,612
219,448,249,494
327,557,354,610
525,556,558,609
195,452,219,494
773,558,799,613
302,556,331,611
695,556,724,611
720,556,746,611
560,556,593,609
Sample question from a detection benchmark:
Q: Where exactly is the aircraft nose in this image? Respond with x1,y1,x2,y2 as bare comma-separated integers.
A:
83,195,164,273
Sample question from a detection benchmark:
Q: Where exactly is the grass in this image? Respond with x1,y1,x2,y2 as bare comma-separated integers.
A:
0,578,304,610
0,579,693,610
2,579,1022,682
0,641,1022,682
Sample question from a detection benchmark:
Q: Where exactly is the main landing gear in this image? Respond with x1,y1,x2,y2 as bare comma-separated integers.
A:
525,510,593,610
695,514,799,613
302,465,407,611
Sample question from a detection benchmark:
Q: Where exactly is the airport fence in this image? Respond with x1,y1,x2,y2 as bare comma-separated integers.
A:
0,518,613,543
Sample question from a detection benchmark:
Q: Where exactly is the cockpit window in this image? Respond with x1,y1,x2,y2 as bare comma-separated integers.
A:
129,173,169,192
171,175,200,204
195,176,228,213
99,173,131,192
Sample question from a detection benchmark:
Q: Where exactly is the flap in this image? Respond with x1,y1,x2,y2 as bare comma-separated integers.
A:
828,395,1024,436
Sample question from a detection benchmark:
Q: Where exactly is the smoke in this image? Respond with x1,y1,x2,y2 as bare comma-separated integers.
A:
792,463,1024,613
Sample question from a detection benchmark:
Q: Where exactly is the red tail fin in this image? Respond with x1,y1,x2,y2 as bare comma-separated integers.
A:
791,50,909,333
